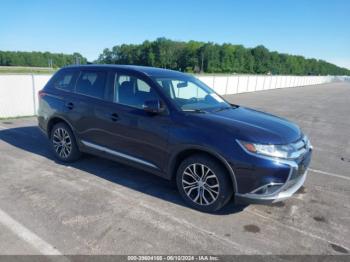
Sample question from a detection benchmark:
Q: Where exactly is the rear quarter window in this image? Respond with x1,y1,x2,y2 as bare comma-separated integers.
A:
50,70,78,91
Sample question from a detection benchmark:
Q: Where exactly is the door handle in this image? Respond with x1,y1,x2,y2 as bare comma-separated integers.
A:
65,102,74,110
110,113,119,122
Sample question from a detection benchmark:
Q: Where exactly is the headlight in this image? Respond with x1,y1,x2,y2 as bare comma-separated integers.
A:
237,140,295,159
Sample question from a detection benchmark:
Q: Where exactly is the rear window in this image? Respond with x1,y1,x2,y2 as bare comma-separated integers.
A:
75,71,107,99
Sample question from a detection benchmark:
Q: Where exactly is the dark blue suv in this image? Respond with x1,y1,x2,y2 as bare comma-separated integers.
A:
38,65,312,212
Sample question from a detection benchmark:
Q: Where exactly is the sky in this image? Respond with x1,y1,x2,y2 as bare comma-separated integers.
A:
0,0,349,68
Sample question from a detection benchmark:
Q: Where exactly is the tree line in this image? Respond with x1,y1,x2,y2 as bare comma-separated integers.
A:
0,51,87,68
97,38,350,75
1,38,349,75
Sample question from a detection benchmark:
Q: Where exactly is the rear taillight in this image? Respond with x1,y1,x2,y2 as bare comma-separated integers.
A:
38,90,46,98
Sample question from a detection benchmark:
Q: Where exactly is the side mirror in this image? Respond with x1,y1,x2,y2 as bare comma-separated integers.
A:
143,100,164,114
177,81,188,88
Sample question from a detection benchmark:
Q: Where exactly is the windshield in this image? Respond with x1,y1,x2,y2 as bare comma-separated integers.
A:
153,75,230,111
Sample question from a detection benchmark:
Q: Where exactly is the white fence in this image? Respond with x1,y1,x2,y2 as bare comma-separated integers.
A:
0,74,51,118
197,75,335,95
0,74,338,118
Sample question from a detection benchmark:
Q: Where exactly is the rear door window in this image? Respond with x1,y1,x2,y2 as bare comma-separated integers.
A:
75,71,107,100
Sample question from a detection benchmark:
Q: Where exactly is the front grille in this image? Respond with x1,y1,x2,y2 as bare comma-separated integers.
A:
289,146,311,182
290,169,299,181
299,150,311,172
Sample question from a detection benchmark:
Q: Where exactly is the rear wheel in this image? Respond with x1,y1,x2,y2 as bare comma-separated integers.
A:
176,154,233,212
50,122,81,162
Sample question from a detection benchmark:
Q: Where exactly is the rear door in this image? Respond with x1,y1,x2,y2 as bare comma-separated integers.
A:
67,69,110,146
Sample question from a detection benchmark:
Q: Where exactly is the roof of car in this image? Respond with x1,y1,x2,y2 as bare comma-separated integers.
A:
63,64,188,78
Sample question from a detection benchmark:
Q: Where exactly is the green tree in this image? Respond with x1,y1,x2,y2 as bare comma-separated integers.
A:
95,38,350,76
0,51,87,67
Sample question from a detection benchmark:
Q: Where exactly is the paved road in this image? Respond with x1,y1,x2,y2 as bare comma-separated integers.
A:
0,82,349,255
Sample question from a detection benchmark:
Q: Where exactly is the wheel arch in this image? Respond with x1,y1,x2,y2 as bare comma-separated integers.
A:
47,116,76,138
168,146,238,193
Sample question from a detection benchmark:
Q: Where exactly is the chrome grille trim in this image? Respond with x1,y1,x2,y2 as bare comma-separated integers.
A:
293,140,305,150
289,136,310,159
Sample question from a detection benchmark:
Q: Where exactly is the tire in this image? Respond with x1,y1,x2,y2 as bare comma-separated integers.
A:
176,154,233,212
50,122,81,162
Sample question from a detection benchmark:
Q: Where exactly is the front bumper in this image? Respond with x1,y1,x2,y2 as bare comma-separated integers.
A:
234,142,312,204
235,169,307,204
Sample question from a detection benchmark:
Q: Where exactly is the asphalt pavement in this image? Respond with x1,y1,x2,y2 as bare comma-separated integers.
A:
0,82,349,255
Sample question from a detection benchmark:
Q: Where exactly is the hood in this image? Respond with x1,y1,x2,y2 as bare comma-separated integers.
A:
195,106,302,144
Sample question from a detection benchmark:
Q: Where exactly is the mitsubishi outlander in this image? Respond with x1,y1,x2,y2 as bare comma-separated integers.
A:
38,65,312,212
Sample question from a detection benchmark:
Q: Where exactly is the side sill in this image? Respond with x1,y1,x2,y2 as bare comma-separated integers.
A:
81,140,159,170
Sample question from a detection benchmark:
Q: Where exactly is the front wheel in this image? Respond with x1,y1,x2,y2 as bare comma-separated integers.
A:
50,122,81,162
176,154,233,212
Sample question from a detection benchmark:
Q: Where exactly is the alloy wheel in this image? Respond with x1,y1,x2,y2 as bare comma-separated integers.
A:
182,163,220,205
52,128,72,159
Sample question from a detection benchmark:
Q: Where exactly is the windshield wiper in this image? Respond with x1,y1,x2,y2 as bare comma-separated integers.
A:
213,106,232,112
182,109,206,113
214,104,239,112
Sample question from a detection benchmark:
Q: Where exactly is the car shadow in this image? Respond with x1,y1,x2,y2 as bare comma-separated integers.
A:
0,125,247,215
